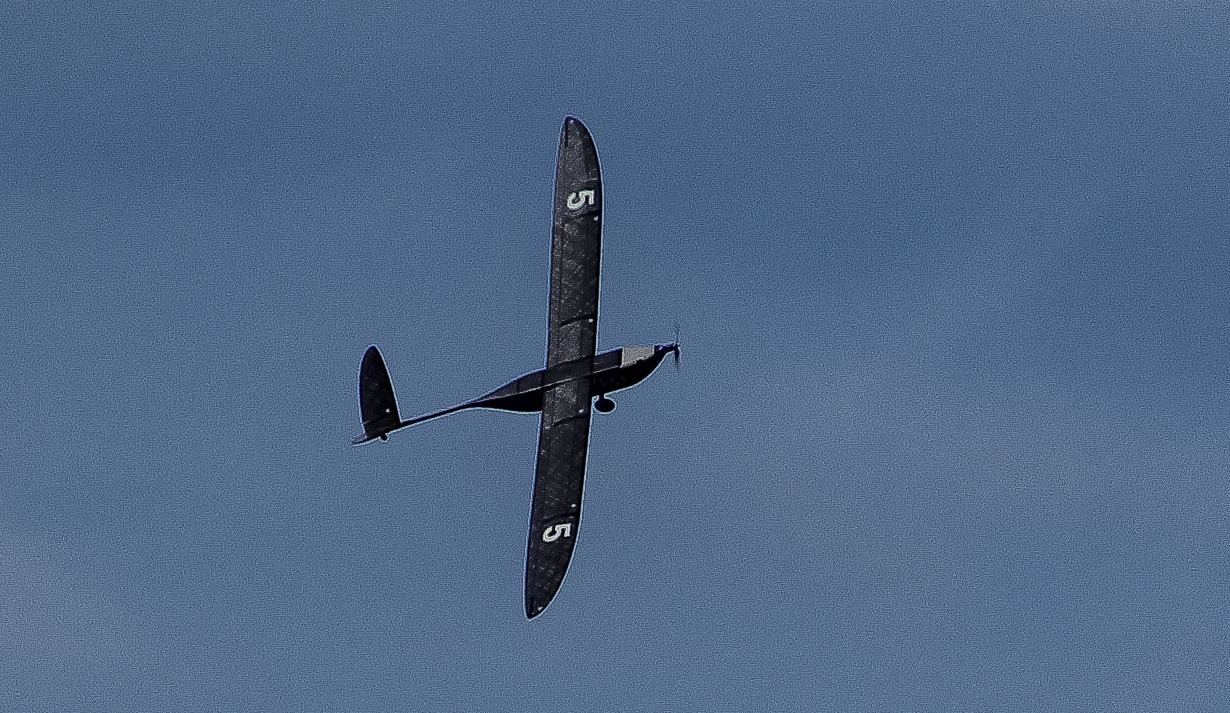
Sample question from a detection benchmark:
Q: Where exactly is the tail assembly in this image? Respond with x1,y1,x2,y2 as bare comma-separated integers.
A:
352,345,403,444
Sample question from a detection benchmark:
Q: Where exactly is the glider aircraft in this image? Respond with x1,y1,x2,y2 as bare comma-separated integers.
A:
353,116,679,618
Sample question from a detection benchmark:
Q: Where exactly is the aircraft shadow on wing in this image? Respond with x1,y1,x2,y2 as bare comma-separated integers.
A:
353,117,679,618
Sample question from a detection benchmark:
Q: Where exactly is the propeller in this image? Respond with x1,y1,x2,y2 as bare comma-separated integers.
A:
672,322,682,369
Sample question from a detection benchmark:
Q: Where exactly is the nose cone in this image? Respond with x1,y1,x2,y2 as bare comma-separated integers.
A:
657,343,681,365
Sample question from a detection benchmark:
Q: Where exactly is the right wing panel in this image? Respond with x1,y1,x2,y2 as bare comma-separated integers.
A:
546,116,602,368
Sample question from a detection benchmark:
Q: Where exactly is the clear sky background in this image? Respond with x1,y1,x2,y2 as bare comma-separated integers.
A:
2,2,1228,711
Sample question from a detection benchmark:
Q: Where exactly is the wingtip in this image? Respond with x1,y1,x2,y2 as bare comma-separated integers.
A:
525,589,561,619
525,589,550,618
561,115,591,145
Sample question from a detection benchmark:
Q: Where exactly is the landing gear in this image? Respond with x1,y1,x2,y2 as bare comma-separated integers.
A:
594,396,616,413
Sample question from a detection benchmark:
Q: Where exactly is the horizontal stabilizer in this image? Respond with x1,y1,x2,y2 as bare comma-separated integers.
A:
355,345,401,444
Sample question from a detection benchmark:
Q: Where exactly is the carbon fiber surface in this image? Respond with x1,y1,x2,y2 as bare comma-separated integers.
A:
525,379,592,617
546,116,602,369
525,117,602,617
358,346,400,439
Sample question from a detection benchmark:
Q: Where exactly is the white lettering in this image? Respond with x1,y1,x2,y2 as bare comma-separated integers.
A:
542,522,573,542
566,190,596,210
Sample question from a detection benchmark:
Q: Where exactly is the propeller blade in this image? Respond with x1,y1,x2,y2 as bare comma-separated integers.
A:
672,322,682,369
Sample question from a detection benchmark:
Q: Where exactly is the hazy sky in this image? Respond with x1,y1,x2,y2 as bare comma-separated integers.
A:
2,2,1228,710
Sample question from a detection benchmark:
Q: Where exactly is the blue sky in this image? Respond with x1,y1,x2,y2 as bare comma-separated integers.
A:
2,2,1228,710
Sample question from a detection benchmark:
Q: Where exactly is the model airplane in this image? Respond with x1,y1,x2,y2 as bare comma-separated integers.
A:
353,116,678,618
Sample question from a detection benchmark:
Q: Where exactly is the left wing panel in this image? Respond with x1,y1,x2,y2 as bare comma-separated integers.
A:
524,378,593,617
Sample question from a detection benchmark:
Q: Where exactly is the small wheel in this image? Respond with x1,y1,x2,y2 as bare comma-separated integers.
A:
379,434,388,442
595,396,616,413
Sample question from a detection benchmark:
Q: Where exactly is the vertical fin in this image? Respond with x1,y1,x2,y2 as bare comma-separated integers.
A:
355,346,401,443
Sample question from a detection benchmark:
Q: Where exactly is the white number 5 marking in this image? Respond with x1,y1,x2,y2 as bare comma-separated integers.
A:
566,190,596,211
542,522,573,542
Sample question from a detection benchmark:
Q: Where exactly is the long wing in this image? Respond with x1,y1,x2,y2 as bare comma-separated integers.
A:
525,117,602,618
525,380,592,617
545,115,602,369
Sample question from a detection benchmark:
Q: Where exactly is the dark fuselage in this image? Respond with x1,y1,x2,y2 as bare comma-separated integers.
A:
388,343,676,431
380,343,679,433
469,344,676,413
